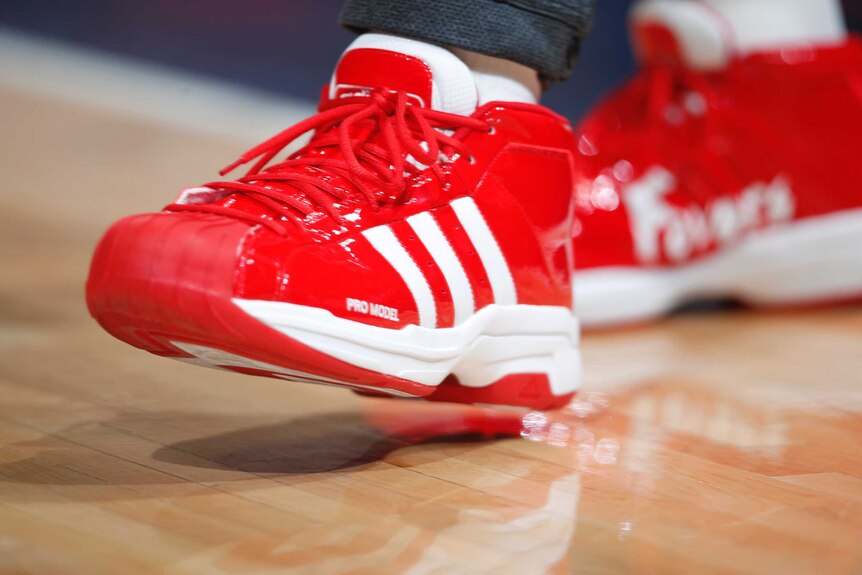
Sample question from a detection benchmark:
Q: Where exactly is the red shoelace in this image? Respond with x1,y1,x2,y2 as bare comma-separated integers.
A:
167,89,490,234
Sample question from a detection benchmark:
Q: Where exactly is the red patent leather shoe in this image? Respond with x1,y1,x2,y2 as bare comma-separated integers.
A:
572,4,862,327
87,37,580,410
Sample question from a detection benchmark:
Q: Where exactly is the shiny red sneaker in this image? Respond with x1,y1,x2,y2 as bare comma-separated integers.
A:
87,37,580,410
572,4,862,327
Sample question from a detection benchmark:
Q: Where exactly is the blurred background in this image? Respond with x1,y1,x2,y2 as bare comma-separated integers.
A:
1,1,859,128
0,0,632,123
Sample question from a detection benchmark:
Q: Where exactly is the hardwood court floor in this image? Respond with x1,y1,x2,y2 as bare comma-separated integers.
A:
1,87,861,575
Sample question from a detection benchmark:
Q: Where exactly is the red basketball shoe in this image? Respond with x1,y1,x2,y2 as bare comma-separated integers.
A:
572,2,862,327
87,36,580,410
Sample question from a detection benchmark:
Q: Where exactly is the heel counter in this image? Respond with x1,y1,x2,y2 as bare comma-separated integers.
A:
474,141,575,307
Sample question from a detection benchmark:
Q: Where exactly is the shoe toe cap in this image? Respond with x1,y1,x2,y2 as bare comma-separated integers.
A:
87,212,254,329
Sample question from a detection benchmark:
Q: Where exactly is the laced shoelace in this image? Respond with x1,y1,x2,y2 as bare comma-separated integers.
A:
167,89,490,234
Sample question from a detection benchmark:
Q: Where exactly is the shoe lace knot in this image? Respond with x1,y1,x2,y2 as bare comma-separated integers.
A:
168,89,490,234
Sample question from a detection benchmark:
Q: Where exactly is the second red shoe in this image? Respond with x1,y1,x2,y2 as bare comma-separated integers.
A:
572,1,862,327
87,35,581,410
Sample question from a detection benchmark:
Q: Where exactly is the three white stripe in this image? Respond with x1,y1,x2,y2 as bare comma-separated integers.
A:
361,197,516,328
450,197,517,306
407,211,475,326
362,226,437,328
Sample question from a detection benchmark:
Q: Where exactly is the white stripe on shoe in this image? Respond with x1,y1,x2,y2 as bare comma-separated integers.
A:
407,211,475,325
362,225,437,327
450,197,518,305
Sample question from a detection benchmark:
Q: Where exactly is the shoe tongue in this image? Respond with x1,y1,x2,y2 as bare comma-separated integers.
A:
631,0,732,70
329,33,478,116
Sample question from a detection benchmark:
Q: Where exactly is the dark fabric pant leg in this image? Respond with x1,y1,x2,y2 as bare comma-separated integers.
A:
338,0,597,83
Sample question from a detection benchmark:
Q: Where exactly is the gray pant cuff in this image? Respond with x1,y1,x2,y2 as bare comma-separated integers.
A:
338,0,589,82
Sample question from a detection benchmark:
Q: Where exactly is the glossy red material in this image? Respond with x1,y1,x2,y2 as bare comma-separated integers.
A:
331,48,434,107
86,48,578,409
202,98,576,328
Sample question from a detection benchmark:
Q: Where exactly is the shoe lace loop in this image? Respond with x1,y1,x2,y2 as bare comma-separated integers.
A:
167,89,489,234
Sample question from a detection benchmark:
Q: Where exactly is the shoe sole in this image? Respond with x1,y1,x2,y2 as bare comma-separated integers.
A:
87,214,580,410
575,208,862,327
235,299,580,410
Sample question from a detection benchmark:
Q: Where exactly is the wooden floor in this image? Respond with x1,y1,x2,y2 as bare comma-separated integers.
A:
1,87,861,575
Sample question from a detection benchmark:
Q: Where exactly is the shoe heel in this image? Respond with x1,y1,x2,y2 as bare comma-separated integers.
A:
426,343,581,410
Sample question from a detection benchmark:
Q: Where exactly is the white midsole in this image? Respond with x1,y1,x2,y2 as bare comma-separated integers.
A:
232,300,581,396
575,208,862,327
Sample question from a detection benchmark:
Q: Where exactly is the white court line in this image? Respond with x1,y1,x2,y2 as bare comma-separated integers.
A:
0,26,316,143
